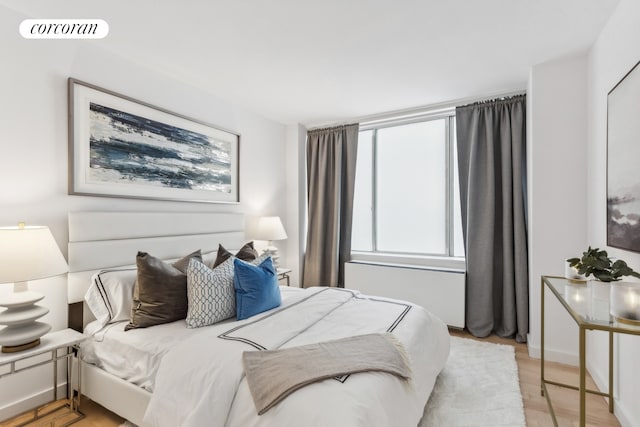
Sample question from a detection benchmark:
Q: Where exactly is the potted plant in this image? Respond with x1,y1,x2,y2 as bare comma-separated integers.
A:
567,246,640,282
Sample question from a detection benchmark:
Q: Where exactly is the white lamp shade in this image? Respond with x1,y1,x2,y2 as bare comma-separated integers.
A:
0,225,68,284
254,216,287,241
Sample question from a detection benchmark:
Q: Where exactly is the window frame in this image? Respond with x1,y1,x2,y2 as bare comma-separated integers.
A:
351,109,464,268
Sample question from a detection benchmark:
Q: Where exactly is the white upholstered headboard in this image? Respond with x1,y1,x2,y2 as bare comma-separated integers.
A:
67,211,245,307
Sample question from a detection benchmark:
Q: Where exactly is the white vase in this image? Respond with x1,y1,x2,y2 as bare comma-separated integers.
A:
564,261,586,281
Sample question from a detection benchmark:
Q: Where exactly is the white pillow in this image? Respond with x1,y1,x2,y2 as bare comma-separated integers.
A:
186,257,236,328
85,268,137,330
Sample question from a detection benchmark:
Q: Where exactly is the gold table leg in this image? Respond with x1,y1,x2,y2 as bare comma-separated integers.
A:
541,277,545,397
579,326,586,427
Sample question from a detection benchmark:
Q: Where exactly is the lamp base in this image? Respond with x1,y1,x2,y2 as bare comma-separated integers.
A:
0,321,51,349
262,246,280,268
1,338,41,353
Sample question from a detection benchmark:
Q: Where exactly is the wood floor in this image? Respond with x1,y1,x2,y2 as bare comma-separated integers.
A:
2,329,622,427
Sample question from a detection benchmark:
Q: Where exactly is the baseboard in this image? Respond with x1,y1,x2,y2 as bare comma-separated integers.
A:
0,383,67,422
613,402,634,427
527,343,579,366
586,359,633,427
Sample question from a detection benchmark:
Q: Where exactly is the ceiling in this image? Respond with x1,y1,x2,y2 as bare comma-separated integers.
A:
1,0,620,126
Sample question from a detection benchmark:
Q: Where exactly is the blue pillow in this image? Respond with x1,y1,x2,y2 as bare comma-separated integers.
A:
234,256,281,320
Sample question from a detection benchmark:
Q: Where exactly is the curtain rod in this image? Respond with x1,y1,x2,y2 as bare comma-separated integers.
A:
305,88,526,130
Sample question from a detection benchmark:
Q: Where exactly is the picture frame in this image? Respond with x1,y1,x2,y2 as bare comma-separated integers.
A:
607,60,640,252
68,78,240,203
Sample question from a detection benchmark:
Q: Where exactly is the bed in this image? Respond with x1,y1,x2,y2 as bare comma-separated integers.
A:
68,211,450,427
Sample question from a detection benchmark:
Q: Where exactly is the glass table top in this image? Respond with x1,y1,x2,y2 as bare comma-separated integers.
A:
543,276,640,334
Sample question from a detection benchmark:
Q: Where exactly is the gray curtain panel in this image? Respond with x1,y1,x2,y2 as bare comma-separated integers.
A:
302,124,359,288
456,95,529,343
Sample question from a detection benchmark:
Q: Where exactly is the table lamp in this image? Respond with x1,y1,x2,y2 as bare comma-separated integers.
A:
254,216,287,268
0,223,68,353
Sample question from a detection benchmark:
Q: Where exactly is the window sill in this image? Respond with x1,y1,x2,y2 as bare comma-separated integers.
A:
349,252,465,273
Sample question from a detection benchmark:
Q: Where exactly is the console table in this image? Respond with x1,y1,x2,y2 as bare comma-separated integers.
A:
540,275,640,426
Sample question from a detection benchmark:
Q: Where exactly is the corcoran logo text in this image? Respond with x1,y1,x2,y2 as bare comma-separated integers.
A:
19,19,109,39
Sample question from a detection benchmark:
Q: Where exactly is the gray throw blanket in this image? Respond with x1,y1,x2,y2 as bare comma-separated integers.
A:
242,333,412,415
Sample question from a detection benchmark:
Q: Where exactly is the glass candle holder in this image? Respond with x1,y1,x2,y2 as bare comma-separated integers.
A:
564,281,591,317
610,282,640,325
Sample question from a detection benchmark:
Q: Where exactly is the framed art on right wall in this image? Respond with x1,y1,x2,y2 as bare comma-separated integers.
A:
607,60,640,252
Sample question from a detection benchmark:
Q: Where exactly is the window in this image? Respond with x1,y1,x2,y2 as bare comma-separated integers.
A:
351,112,464,267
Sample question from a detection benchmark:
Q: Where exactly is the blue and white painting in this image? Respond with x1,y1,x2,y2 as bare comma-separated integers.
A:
88,102,232,194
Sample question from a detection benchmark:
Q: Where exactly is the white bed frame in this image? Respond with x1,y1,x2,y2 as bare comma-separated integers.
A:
67,211,246,426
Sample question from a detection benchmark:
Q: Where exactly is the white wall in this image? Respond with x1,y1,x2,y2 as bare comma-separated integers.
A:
587,0,640,425
0,6,287,419
527,53,589,364
284,124,307,287
527,2,640,424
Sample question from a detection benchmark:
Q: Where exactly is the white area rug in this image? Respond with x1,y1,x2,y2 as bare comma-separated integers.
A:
419,336,526,427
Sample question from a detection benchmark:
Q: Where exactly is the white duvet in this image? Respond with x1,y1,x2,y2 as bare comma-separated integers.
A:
144,287,450,427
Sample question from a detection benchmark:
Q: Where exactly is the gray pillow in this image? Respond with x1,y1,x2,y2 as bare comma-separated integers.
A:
125,250,202,331
213,242,258,268
186,257,236,328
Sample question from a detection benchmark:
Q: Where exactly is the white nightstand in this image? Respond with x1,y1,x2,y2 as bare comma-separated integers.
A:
277,268,292,286
0,328,85,425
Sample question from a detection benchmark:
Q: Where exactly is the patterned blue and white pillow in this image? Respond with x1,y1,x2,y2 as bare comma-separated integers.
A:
186,257,237,328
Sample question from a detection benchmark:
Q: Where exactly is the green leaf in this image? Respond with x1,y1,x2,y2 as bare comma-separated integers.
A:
569,247,640,281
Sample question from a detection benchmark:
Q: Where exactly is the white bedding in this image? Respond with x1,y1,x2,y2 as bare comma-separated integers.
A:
81,286,304,391
82,319,201,391
143,287,450,427
82,286,449,426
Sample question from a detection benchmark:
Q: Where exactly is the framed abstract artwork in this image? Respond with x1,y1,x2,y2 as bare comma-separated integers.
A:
607,60,640,252
68,78,240,203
